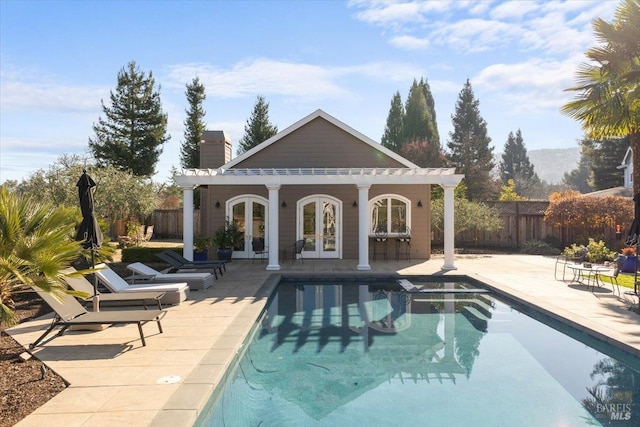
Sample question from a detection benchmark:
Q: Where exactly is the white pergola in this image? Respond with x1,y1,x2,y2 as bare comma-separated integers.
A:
174,167,463,271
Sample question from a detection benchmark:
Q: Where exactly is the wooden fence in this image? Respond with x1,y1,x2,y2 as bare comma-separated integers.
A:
134,202,622,249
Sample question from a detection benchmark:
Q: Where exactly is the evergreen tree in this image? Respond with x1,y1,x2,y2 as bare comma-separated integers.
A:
563,153,593,193
401,140,446,167
404,79,437,149
237,95,278,155
419,77,439,145
180,77,207,169
89,61,169,177
499,129,540,196
381,91,404,153
581,137,629,190
447,79,496,201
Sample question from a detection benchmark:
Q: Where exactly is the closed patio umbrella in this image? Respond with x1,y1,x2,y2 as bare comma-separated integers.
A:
75,169,103,310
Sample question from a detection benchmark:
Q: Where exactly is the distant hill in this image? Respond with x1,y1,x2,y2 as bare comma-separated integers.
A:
527,147,581,184
494,147,581,185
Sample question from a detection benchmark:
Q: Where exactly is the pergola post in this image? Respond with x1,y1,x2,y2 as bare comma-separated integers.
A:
266,184,281,271
442,184,457,270
357,184,371,270
181,185,196,261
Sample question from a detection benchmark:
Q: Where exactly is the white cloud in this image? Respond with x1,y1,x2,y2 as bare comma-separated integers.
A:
162,59,423,100
431,18,522,52
490,1,540,20
474,54,584,113
0,81,106,112
389,35,430,50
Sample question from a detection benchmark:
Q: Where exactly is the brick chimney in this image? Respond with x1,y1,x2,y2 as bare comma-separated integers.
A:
200,130,232,169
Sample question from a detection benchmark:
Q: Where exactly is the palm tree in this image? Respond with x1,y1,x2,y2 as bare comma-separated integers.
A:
561,0,640,193
0,186,86,326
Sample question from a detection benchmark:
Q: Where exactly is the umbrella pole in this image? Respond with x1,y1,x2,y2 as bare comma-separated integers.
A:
91,250,100,312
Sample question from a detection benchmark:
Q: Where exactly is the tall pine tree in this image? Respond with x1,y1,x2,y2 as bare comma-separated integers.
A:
447,79,496,201
89,61,169,177
236,95,278,155
499,129,539,196
381,91,404,153
180,77,207,169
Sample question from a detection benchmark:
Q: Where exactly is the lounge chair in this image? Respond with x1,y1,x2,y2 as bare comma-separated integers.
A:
94,263,189,305
62,267,165,309
156,250,225,279
126,262,214,291
281,239,305,263
29,286,166,348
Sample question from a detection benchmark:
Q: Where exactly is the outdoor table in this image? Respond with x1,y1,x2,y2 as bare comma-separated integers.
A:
566,264,610,291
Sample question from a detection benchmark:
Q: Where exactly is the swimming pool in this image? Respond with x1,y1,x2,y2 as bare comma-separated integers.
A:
196,276,639,426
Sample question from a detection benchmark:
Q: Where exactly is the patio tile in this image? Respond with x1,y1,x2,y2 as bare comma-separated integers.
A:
9,255,639,427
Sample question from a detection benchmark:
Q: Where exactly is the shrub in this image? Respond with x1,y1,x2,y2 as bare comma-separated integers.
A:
520,240,561,255
561,243,587,258
584,238,617,263
121,246,183,263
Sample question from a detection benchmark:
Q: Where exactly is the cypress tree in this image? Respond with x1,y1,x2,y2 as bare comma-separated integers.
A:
180,77,207,169
404,79,437,149
237,95,278,155
447,79,496,201
381,91,404,153
89,61,169,177
499,129,539,195
419,77,439,145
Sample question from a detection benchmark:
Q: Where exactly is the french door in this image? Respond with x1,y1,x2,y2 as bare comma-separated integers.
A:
228,196,268,259
298,196,341,259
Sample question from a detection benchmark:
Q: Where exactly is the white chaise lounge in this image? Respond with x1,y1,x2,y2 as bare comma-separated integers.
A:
94,263,189,306
126,262,214,291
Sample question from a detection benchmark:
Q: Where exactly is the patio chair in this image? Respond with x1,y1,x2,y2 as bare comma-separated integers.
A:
29,286,166,348
62,267,165,309
595,262,622,296
554,248,588,281
155,251,225,279
252,237,268,263
94,263,189,305
281,238,305,264
141,225,154,242
126,262,214,291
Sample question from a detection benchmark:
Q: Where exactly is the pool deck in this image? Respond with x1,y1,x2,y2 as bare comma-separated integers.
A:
7,254,640,427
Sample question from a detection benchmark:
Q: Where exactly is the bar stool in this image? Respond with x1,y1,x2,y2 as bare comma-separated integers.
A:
372,227,388,261
395,226,411,261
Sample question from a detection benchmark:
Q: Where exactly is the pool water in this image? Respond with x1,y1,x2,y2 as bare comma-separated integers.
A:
197,277,639,426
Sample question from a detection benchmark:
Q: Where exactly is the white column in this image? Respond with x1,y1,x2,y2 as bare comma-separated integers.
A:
442,184,457,270
357,184,371,270
182,186,195,261
266,184,281,271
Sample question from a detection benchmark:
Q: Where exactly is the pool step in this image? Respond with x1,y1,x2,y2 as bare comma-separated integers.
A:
462,306,490,332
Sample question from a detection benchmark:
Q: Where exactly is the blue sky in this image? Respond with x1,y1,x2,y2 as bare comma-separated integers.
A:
0,0,618,184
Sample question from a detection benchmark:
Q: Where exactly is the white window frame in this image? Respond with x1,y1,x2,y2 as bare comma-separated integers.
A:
368,194,411,236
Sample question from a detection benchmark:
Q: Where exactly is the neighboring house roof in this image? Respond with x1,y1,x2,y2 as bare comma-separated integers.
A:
223,109,418,169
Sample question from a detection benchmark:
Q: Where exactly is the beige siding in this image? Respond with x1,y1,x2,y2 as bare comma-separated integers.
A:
234,117,406,169
202,184,431,260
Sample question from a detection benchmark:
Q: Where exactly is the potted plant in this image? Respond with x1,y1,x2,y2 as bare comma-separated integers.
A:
213,218,243,261
193,235,213,261
619,246,638,273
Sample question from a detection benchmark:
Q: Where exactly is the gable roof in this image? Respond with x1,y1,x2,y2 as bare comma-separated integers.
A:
223,109,418,169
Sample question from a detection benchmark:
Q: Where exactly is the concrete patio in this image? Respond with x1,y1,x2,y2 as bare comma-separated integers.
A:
7,254,640,427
